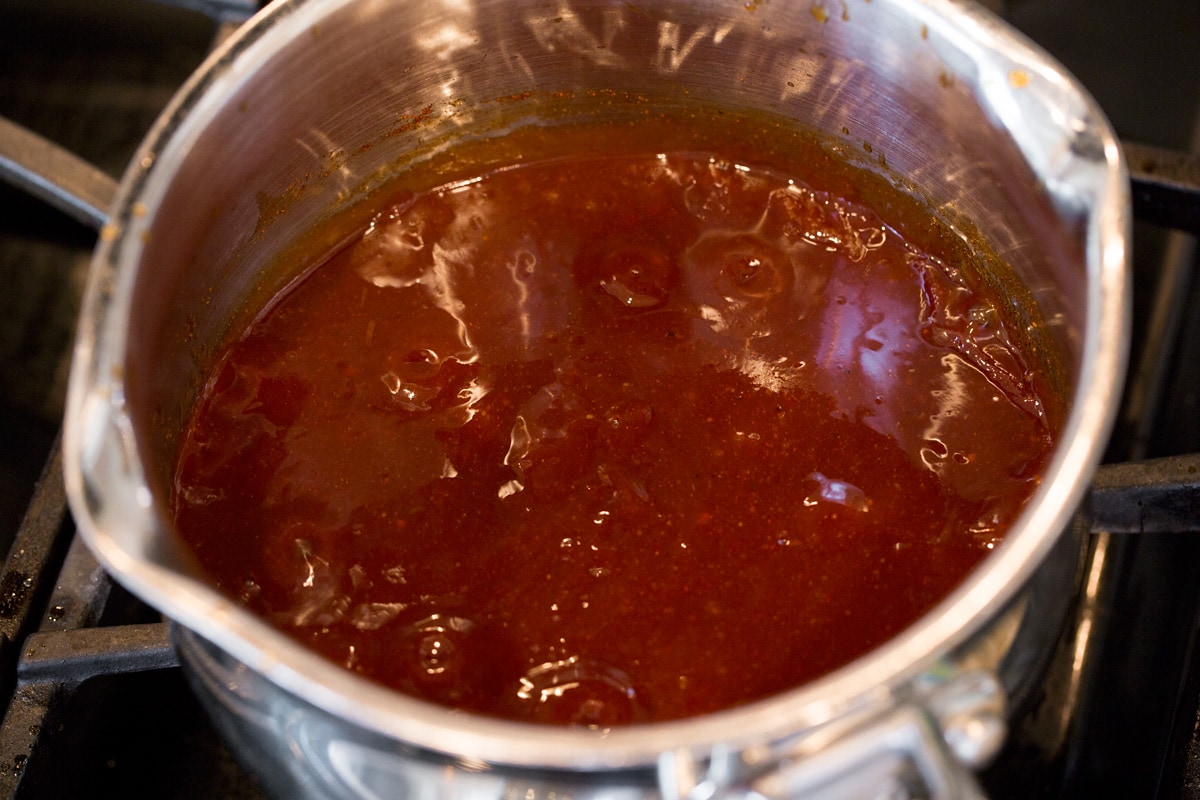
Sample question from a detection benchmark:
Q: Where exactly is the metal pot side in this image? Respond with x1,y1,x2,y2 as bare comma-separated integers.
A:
62,0,1129,796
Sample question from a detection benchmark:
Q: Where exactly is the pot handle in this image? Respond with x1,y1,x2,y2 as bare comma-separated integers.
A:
1089,453,1200,534
661,672,1002,800
0,115,117,230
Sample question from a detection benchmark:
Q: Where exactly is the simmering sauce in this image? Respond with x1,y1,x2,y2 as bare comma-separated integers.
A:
173,117,1058,726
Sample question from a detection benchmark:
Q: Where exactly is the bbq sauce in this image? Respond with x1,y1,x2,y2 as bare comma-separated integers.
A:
172,116,1059,727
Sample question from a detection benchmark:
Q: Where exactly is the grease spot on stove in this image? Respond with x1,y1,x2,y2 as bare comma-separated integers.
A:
0,572,32,618
0,754,27,779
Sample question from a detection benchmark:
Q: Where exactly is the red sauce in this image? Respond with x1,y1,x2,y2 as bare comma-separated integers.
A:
172,121,1057,726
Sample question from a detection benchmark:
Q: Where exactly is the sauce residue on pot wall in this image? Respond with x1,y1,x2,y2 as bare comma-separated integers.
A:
171,115,1060,727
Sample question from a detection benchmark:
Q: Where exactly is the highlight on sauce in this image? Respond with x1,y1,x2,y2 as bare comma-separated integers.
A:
171,115,1060,727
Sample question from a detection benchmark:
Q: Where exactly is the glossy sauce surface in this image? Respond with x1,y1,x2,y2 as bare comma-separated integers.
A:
173,127,1057,726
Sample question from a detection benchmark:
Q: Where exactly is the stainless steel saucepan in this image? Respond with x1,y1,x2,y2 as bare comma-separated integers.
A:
43,0,1129,796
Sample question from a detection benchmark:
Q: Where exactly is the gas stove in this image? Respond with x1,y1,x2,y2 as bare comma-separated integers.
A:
0,0,1197,798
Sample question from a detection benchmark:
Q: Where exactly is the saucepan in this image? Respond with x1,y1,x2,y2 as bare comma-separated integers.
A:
57,0,1128,797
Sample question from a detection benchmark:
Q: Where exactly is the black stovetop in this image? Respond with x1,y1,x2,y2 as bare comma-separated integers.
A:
0,0,1198,798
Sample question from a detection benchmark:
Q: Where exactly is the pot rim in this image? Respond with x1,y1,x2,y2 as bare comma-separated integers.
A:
62,0,1130,772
